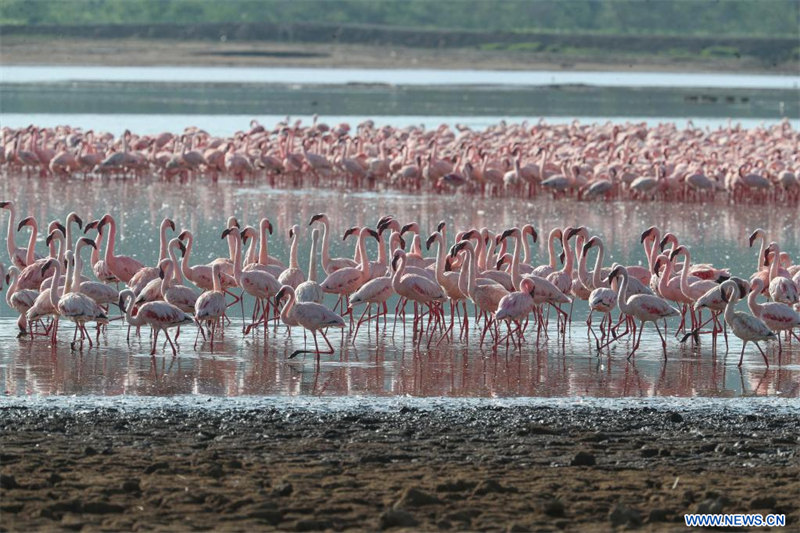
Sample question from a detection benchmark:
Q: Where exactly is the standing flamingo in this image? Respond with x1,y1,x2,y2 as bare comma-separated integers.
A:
119,289,193,356
5,266,39,336
194,263,227,350
295,228,324,304
747,278,800,354
278,225,306,289
607,265,679,358
127,218,176,295
1,201,42,268
278,285,345,362
57,248,108,350
720,280,775,367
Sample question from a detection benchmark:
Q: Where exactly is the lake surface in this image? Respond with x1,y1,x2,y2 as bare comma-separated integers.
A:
1,177,798,399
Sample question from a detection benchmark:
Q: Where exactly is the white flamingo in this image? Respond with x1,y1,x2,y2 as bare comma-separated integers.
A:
119,289,193,356
720,280,775,367
278,285,345,362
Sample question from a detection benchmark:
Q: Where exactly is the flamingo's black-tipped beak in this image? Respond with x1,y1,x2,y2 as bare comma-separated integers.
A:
400,223,413,235
530,227,538,243
582,241,593,255
558,250,566,265
566,227,580,239
4,274,9,285
653,257,663,275
41,259,56,276
748,230,761,247
659,236,669,251
80,237,96,249
73,215,83,229
276,287,287,302
377,220,389,234
84,220,99,233
425,234,436,250
496,258,504,270
398,236,406,250
444,258,452,272
0,201,10,208
734,278,749,298
641,226,656,243
500,228,514,241
289,228,294,240
391,254,400,271
221,228,233,239
178,241,186,255
166,219,176,231
55,222,66,234
368,229,379,240
17,217,34,231
178,230,189,241
232,218,240,229
377,215,393,227
343,227,358,240
669,248,681,260
437,221,446,232
309,214,324,225
158,267,165,279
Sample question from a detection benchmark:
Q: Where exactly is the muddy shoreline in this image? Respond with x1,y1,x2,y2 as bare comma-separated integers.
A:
1,399,797,531
3,36,794,74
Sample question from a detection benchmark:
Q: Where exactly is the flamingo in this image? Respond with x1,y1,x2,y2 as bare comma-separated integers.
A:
278,285,345,361
57,248,108,350
194,263,227,350
747,278,800,353
607,265,680,358
765,244,798,305
119,289,193,356
494,278,536,347
97,214,145,283
176,229,237,292
163,240,199,313
581,237,618,350
720,280,775,367
5,266,39,336
392,248,446,337
243,218,285,276
320,227,377,312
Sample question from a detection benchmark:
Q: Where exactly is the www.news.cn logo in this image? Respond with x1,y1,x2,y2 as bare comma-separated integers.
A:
684,513,785,527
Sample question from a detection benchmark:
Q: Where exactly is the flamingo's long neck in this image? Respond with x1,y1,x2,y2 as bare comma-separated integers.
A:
168,244,184,284
577,244,591,290
755,235,766,270
104,218,117,268
391,254,405,293
466,246,477,300
280,289,295,324
63,253,75,295
5,206,16,264
357,231,369,279
547,231,558,269
747,282,764,318
289,230,299,269
521,230,531,265
180,233,194,282
158,222,169,262
160,263,173,296
124,294,145,328
25,219,38,266
679,251,692,296
6,270,18,306
65,218,74,253
376,231,387,269
74,244,88,291
244,235,257,265
91,231,102,266
475,233,486,271
232,232,243,286
211,264,222,293
258,222,268,265
509,232,522,291
616,270,631,314
768,247,780,281
433,235,447,287
319,220,332,272
592,242,607,289
561,235,575,277
657,258,672,297
56,235,65,263
49,260,62,308
308,231,319,283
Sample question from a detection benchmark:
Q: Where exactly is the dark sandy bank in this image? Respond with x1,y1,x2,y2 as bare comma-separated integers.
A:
1,398,797,531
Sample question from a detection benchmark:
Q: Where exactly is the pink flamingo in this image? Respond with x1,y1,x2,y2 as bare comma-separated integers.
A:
119,289,193,357
127,218,176,295
720,280,774,367
1,201,42,268
57,249,108,350
194,263,227,350
5,266,39,337
747,278,800,353
278,285,345,362
320,227,376,313
278,225,306,289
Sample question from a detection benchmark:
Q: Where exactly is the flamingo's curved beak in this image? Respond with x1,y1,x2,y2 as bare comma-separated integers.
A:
17,217,34,231
309,214,325,225
84,220,99,233
425,234,436,250
658,236,670,251
80,237,97,249
72,214,83,229
437,221,446,232
166,219,176,231
500,228,514,241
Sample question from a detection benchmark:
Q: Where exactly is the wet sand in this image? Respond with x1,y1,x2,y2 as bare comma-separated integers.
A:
2,400,797,531
2,36,785,73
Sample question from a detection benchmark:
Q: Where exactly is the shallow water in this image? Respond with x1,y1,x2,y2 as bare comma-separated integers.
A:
1,176,798,399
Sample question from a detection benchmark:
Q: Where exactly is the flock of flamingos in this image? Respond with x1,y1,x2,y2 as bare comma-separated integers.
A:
1,199,799,367
1,118,799,202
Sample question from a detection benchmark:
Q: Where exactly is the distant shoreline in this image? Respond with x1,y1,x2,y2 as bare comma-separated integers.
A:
4,36,797,74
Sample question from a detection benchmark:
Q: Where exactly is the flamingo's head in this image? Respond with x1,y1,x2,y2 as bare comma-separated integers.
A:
582,237,600,255
449,240,470,258
289,225,300,240
97,214,114,231
400,222,419,235
0,201,12,209
748,228,765,247
522,224,538,243
520,277,536,297
343,227,360,241
640,226,659,243
309,213,326,225
669,245,687,261
425,232,439,251
17,216,36,232
83,219,99,233
391,249,407,271
607,265,625,284
40,258,57,276
241,226,257,245
178,230,191,241
77,237,96,250
658,233,678,251
169,238,187,256
221,227,240,240
163,218,176,232
499,228,516,242
67,212,83,230
437,220,446,232
45,228,64,247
